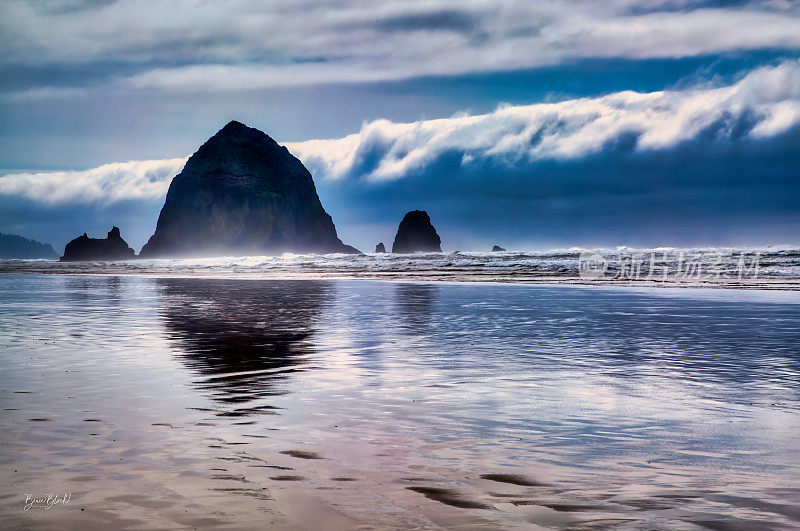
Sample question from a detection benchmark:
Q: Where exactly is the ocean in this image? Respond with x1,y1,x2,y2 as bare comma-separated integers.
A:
1,246,799,288
1,270,799,529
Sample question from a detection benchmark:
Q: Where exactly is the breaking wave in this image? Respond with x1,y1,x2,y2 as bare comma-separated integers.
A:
2,246,799,289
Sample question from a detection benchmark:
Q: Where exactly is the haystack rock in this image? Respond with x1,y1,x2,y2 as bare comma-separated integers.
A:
375,242,386,253
61,227,136,262
492,245,506,252
140,121,359,257
391,210,442,253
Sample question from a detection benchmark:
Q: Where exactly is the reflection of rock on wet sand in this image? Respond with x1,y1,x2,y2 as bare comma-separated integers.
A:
157,278,331,415
396,283,438,334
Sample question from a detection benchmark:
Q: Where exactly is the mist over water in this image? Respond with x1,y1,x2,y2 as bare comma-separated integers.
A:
2,246,799,289
1,274,799,528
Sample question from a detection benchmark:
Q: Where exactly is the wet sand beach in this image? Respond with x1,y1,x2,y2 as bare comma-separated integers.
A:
1,274,799,529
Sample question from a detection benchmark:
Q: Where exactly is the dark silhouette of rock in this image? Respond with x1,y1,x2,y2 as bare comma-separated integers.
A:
492,245,506,252
391,210,442,253
61,227,136,262
140,121,358,257
157,278,326,413
0,233,58,259
375,242,386,253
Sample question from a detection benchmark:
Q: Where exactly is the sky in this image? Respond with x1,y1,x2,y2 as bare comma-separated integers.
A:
0,0,799,253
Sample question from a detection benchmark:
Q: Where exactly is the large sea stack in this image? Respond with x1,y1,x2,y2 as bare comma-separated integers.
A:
391,210,442,253
140,121,358,257
61,227,136,262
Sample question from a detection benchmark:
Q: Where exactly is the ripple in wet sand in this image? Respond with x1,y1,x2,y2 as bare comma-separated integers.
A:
540,502,612,512
213,487,272,501
479,473,546,487
406,486,492,509
280,450,322,459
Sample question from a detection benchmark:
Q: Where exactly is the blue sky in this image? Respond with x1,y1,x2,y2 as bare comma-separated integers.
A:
1,0,799,252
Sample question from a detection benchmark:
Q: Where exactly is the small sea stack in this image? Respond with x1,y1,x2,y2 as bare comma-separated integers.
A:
61,227,136,262
492,245,506,252
375,242,386,253
391,210,442,253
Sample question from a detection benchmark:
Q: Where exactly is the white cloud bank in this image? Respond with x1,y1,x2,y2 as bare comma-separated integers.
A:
2,0,800,97
1,61,798,204
0,158,186,205
289,60,800,180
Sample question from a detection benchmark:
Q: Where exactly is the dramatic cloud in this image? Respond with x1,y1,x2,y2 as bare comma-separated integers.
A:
0,158,186,205
2,0,799,97
292,61,800,181
2,60,798,206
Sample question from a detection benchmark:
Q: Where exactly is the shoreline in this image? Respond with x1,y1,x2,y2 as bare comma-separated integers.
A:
2,245,795,291
1,267,799,291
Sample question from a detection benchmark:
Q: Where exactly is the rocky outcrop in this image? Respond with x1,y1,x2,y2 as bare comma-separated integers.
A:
391,210,442,253
60,227,136,262
492,245,506,252
140,121,359,258
375,242,386,253
0,233,58,259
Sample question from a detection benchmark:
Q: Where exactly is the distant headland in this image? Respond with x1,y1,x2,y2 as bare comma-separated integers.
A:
0,232,58,260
